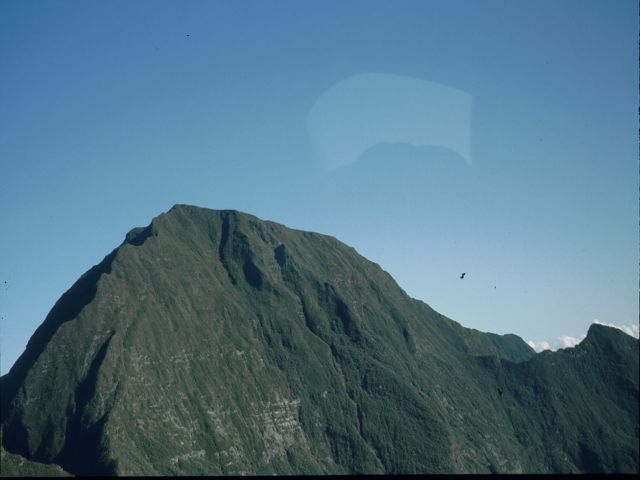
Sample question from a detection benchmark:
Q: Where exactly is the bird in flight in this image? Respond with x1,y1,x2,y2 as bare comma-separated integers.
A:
460,272,466,279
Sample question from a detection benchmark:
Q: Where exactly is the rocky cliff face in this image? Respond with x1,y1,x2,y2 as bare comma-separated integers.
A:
1,205,637,475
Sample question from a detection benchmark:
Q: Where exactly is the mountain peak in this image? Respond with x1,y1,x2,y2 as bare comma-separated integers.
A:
165,203,257,221
1,206,637,475
586,322,633,339
582,322,637,346
578,323,639,357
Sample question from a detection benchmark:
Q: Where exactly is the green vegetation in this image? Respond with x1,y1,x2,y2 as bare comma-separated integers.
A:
1,431,70,477
1,205,637,475
1,447,70,477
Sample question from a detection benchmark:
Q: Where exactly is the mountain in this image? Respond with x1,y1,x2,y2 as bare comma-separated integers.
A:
1,205,637,475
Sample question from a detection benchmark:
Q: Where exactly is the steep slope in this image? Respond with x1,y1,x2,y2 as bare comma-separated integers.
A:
1,205,637,475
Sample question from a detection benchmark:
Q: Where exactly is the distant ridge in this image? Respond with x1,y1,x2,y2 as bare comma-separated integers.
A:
1,205,637,475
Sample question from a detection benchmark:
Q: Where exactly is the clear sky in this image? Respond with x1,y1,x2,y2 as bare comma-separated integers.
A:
1,0,638,374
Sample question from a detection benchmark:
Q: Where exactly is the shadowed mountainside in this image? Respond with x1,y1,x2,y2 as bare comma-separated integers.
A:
1,205,637,475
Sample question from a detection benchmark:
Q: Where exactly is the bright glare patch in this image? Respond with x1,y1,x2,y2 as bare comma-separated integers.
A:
307,73,473,173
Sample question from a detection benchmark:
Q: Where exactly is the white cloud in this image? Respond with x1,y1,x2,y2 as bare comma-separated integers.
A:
557,334,585,348
527,319,638,353
527,340,552,352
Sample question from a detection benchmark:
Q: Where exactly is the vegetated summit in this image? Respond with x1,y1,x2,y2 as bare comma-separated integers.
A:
1,205,638,476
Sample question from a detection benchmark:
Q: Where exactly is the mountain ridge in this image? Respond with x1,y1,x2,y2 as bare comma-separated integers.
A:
1,204,637,475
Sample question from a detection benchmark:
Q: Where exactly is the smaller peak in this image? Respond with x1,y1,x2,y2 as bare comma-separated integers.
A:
587,323,619,337
582,322,638,349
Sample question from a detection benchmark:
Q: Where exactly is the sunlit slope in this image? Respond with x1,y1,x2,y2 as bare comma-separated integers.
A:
1,205,637,474
0,430,70,477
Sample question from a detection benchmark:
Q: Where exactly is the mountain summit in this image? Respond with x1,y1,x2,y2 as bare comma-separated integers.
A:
1,205,637,475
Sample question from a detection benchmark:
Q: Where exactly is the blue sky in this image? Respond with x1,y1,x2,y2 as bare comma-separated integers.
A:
1,0,637,373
